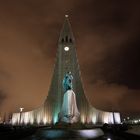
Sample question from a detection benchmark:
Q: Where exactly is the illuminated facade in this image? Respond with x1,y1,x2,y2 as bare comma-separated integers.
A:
11,16,121,125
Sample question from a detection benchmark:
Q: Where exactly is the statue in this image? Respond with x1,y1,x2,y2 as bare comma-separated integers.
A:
62,72,73,92
58,72,80,123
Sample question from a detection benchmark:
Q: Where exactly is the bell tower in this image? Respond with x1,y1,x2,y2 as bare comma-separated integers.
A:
45,15,90,123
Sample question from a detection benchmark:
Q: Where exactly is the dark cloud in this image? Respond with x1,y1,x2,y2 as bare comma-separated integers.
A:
89,35,140,89
0,0,140,116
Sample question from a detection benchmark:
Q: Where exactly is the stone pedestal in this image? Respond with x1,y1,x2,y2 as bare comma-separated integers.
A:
59,90,80,123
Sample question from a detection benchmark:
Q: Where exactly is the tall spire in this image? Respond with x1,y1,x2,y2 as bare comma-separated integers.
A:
46,15,89,123
59,15,75,44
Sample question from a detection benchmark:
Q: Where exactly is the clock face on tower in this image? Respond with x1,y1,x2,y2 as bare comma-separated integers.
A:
64,46,69,51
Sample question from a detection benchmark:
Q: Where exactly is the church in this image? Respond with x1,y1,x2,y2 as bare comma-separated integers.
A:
11,15,121,125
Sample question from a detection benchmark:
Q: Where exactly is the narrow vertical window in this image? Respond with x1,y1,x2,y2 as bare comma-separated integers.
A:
69,38,72,43
61,38,64,43
65,36,68,42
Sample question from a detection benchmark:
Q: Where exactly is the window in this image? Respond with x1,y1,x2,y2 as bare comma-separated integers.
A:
69,38,72,43
61,38,64,43
65,36,68,42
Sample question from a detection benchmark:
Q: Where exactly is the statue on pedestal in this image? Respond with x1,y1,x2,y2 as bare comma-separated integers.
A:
59,72,80,123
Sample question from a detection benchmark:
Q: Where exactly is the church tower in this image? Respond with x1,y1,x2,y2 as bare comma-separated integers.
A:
45,15,90,123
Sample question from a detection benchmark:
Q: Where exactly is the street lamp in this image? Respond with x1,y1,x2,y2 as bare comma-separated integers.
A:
20,108,24,112
19,107,24,125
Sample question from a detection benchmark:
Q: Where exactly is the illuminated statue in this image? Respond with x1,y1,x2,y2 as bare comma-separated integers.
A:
59,72,80,123
62,72,73,92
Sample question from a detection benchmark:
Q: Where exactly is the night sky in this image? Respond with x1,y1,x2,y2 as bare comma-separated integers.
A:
0,0,140,117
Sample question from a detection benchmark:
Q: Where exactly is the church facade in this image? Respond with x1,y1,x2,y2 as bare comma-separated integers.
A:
12,16,121,125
